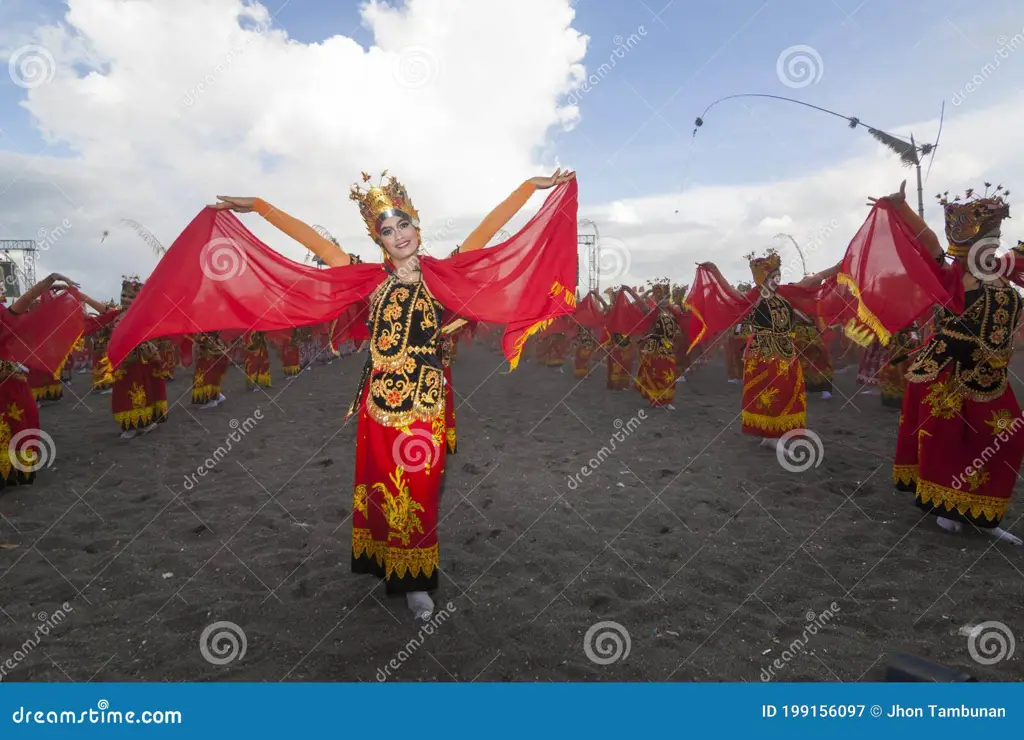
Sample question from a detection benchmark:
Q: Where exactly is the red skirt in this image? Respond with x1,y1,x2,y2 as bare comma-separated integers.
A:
27,368,62,402
796,336,833,393
536,334,568,367
674,336,690,379
724,335,745,380
443,365,456,454
0,373,41,485
741,349,806,438
245,348,272,387
857,342,886,386
92,353,114,391
280,345,301,376
607,347,633,390
351,383,444,594
635,352,676,406
573,345,595,379
879,360,909,409
894,368,1023,527
112,360,166,430
192,355,229,403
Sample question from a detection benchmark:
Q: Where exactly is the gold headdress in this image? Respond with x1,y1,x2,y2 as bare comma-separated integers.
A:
647,278,670,301
348,170,420,242
745,248,782,286
937,183,1010,257
121,274,143,305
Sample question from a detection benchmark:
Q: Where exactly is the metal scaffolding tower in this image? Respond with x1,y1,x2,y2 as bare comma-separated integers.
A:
0,240,41,297
577,219,599,294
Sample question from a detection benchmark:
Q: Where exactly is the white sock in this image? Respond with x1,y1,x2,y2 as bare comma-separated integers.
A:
142,422,158,434
986,527,1023,546
936,516,963,534
99,388,112,395
665,403,675,410
217,392,226,403
820,391,832,400
120,429,137,440
200,399,218,409
406,591,434,620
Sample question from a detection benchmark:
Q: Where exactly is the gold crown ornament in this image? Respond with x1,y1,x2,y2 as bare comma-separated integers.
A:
120,275,143,303
745,248,782,286
348,170,420,243
937,183,1010,258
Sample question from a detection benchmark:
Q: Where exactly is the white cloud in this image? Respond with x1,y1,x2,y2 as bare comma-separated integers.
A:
0,0,587,297
1,0,1023,303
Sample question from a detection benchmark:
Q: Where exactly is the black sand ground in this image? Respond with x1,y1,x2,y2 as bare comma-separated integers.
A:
0,343,1021,682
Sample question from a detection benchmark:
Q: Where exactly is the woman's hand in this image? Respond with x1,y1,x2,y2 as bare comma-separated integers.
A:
867,180,906,208
210,196,257,212
529,169,576,190
47,273,79,288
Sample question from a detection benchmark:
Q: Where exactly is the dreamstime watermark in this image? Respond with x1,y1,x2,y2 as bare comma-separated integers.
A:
420,218,458,255
776,45,823,89
593,237,632,284
391,427,442,474
393,45,440,90
760,602,841,681
774,220,841,285
375,601,457,681
584,621,631,665
952,28,1024,106
182,411,263,491
7,45,56,89
565,26,647,106
951,408,1024,491
0,603,74,681
966,621,1015,666
182,20,270,107
776,429,824,473
199,621,247,665
199,236,249,281
8,429,56,474
965,236,1016,283
566,410,647,490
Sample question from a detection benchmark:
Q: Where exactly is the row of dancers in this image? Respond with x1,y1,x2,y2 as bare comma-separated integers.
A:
2,171,1021,623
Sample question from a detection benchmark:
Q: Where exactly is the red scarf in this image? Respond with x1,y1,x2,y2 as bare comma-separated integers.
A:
108,181,578,369
1,289,86,374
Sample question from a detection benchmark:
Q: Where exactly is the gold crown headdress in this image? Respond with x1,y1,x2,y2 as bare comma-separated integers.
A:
937,183,1010,257
348,170,420,242
121,274,143,300
744,248,782,286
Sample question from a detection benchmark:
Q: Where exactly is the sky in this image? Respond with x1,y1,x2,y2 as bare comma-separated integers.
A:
1,0,1024,300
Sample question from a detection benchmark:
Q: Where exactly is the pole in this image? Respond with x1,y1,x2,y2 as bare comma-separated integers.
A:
915,162,925,218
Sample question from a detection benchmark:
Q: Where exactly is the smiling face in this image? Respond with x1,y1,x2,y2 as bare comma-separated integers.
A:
377,213,419,265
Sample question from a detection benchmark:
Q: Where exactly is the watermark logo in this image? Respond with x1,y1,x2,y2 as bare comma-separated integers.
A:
9,429,56,474
966,236,1014,283
594,237,633,284
776,429,824,473
0,603,74,682
567,411,646,490
8,45,56,89
584,621,631,665
967,621,1015,665
565,26,647,106
375,601,457,681
200,237,248,281
393,45,440,90
952,29,1024,106
776,45,823,89
952,409,1024,490
391,428,442,473
200,621,247,665
760,603,841,681
182,411,263,491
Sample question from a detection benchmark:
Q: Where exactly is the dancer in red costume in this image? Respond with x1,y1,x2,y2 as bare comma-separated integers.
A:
624,283,678,409
192,331,230,408
870,181,1024,544
110,277,167,439
244,331,272,390
109,168,578,619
